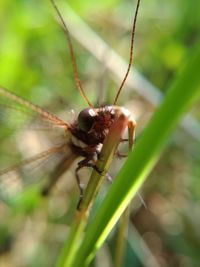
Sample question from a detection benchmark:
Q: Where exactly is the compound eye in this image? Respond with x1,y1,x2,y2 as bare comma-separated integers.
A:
78,108,96,132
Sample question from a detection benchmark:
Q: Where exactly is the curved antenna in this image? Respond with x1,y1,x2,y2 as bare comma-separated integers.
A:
50,0,94,108
113,0,141,105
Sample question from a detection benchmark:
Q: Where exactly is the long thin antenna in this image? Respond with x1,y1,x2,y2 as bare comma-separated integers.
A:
50,0,94,108
113,0,141,105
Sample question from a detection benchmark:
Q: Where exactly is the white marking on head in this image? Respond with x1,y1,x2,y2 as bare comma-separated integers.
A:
121,107,131,117
88,109,96,117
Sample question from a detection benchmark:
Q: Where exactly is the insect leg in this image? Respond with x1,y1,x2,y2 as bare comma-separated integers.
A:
115,121,136,158
120,138,129,142
128,118,136,150
75,156,102,209
128,119,146,208
115,151,128,158
75,168,84,209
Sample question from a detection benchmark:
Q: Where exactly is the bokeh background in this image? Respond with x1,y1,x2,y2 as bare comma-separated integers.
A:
0,0,200,266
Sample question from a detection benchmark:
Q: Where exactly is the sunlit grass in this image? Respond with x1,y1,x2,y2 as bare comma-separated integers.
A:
57,41,200,267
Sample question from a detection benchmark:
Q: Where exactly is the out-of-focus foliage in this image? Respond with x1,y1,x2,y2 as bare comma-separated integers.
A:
0,0,200,267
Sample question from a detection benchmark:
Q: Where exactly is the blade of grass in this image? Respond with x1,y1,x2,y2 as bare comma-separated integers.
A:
114,206,130,267
71,41,200,266
55,216,86,267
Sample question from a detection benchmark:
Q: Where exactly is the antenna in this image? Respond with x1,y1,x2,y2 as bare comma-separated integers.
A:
50,0,94,109
113,0,141,105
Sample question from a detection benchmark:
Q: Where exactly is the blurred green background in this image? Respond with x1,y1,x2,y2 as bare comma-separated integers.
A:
0,0,200,267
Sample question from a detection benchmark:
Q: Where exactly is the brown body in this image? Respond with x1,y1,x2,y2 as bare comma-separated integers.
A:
42,105,135,201
69,106,130,152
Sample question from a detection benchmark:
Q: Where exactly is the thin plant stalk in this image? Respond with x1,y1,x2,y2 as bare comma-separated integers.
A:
56,111,131,267
114,122,134,266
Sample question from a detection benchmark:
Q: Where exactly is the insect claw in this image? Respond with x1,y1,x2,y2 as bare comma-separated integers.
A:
115,151,128,158
92,165,102,174
106,173,113,183
120,138,128,142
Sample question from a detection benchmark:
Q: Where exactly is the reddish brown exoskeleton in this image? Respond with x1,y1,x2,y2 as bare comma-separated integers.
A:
0,0,140,208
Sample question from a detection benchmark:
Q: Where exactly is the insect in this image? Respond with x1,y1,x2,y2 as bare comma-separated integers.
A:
0,0,140,209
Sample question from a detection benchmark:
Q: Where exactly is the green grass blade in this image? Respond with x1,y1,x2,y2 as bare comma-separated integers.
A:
56,218,86,267
71,42,200,266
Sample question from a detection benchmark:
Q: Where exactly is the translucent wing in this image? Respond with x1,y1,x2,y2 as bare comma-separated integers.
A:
0,86,75,203
0,87,69,127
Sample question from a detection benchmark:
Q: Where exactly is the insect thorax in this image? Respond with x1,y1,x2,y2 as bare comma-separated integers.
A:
69,105,131,150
